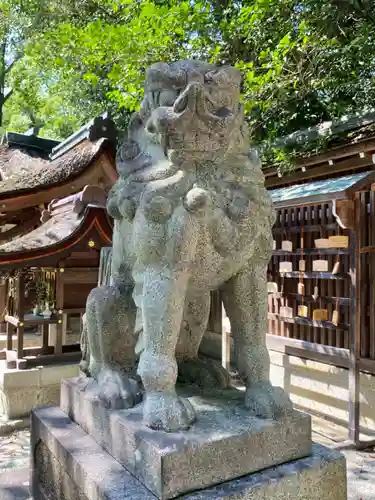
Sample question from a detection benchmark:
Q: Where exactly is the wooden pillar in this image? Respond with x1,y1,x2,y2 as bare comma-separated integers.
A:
6,321,13,351
42,323,49,354
16,272,25,360
54,269,65,354
348,195,361,444
208,290,223,334
0,277,7,334
62,313,68,344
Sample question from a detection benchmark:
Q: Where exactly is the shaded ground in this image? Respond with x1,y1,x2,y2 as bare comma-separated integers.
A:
0,467,30,500
0,425,374,499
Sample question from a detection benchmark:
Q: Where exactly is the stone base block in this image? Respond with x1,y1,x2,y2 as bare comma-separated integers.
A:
61,377,312,498
30,405,347,500
0,361,80,419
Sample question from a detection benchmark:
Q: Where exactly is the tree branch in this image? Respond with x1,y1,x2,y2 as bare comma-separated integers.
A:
4,88,13,102
5,53,24,74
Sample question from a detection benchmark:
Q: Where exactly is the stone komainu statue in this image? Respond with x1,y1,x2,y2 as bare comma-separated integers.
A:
80,60,292,432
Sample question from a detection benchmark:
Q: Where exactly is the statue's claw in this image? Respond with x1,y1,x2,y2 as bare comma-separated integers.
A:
143,392,196,432
244,382,293,419
178,357,231,389
97,369,143,410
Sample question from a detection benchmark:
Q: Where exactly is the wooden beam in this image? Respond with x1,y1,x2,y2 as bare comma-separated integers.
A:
273,248,349,256
266,333,375,375
332,199,355,230
268,312,349,331
346,170,375,198
25,351,82,368
266,333,350,368
0,208,40,224
266,156,374,189
61,267,98,285
273,223,338,233
0,212,41,245
276,271,349,281
264,137,375,178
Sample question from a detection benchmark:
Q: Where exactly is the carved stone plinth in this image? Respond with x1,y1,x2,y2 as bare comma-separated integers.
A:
30,404,347,500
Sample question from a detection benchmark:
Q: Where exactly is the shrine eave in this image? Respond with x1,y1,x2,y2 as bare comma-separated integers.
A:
0,206,113,271
0,138,117,212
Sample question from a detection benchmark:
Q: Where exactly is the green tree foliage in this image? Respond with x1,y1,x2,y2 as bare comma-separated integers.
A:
5,0,375,167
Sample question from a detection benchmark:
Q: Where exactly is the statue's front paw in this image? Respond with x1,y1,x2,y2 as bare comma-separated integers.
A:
143,392,196,432
97,369,142,410
245,382,293,419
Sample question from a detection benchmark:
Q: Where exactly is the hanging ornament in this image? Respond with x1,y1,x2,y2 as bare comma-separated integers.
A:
328,235,348,249
312,259,329,272
279,261,293,273
314,238,330,249
298,228,306,272
281,240,293,252
312,283,328,320
332,252,340,275
312,273,319,302
280,306,294,318
313,309,329,321
297,229,307,317
298,304,308,318
267,282,278,294
332,299,340,327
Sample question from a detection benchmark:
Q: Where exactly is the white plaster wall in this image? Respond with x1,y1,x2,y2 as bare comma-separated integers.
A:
269,350,375,437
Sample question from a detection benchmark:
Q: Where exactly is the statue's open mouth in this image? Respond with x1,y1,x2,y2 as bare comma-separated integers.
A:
145,81,237,157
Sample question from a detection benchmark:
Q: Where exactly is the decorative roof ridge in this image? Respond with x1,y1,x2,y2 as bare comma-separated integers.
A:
50,112,117,160
274,108,375,150
1,132,60,154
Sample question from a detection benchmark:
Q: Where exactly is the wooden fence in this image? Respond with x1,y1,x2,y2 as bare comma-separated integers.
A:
268,202,353,352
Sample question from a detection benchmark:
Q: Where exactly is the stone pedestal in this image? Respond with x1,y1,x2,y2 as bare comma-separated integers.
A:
30,405,347,500
29,377,348,500
61,377,312,499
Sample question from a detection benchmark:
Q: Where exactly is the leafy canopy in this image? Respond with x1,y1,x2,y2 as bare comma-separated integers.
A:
5,0,375,168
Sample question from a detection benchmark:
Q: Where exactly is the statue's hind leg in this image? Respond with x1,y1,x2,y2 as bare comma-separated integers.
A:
176,290,231,389
222,261,292,418
85,284,141,409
